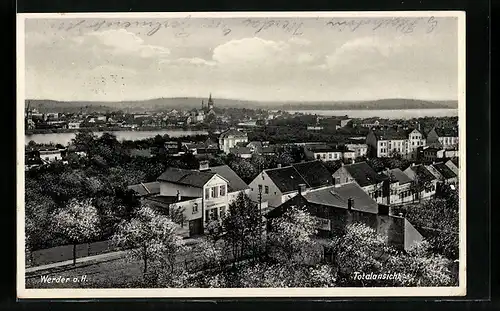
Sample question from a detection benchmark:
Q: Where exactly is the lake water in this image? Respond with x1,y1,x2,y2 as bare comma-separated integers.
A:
25,129,209,146
285,109,458,119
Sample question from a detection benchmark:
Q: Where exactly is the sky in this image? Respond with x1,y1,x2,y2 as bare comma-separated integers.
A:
22,14,460,102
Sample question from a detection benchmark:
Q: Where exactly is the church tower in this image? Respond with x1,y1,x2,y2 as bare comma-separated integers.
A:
207,93,214,110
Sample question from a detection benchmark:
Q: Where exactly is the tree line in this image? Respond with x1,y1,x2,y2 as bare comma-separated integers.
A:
109,192,457,288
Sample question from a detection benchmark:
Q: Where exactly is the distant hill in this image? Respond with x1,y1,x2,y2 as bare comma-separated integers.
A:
24,98,458,113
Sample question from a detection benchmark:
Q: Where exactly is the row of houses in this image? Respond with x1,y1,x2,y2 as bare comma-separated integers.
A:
127,158,459,253
366,126,459,159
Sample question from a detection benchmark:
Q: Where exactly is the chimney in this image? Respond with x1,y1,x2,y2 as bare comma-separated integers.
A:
298,184,306,195
176,190,182,202
347,198,353,211
277,163,282,168
199,160,209,171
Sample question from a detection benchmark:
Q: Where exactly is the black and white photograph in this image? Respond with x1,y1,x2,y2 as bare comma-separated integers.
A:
17,12,466,298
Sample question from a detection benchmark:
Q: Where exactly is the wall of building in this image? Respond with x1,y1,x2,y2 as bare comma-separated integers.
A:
310,151,343,161
387,139,407,156
219,136,249,154
332,166,354,185
365,131,378,158
388,182,412,205
345,144,368,158
377,140,390,157
39,151,62,162
439,136,459,149
407,130,426,159
248,171,284,208
203,175,229,222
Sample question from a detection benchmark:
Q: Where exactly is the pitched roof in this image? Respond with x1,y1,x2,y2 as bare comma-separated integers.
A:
306,144,346,152
129,148,152,157
407,165,436,183
127,181,160,196
157,167,215,188
219,129,247,139
261,146,277,154
292,161,333,188
423,146,442,153
372,129,408,140
247,141,263,150
209,165,249,192
343,162,383,187
230,146,252,155
146,195,199,205
435,127,458,137
303,182,379,214
383,168,413,184
432,162,457,180
265,166,307,194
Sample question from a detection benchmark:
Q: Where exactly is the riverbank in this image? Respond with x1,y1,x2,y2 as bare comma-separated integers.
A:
25,129,211,146
25,125,211,136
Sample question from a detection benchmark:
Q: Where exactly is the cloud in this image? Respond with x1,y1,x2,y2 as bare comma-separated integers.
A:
81,29,171,58
321,36,420,71
288,37,311,46
161,57,216,67
211,37,316,67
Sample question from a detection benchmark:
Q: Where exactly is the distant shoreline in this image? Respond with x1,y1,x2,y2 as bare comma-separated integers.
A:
280,107,458,111
25,126,210,136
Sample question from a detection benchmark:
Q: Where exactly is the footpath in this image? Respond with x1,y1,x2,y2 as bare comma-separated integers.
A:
25,236,204,277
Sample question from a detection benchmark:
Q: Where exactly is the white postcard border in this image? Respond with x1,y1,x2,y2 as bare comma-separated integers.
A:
16,10,467,299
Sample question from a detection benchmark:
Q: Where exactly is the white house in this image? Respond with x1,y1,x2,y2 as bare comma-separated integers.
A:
39,148,64,163
247,160,333,208
68,122,81,129
218,129,248,154
345,143,368,158
145,164,250,237
381,168,414,205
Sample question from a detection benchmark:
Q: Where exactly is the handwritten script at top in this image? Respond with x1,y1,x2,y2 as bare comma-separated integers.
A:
325,17,439,34
50,16,439,37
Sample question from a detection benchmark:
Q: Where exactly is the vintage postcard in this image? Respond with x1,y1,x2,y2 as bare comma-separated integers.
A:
17,11,466,298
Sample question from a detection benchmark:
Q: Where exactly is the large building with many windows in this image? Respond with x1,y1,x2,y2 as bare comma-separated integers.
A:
365,127,426,160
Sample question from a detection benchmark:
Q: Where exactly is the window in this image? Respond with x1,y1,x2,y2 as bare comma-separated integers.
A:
329,153,333,159
193,203,198,214
205,210,210,222
316,154,321,160
264,185,269,194
211,186,218,198
205,188,210,199
210,208,219,221
220,185,226,196
220,206,226,218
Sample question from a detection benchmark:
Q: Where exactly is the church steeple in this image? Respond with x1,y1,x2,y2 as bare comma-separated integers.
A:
207,93,214,110
201,100,204,110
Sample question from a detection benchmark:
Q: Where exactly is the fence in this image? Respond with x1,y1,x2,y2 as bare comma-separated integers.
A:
26,240,120,267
